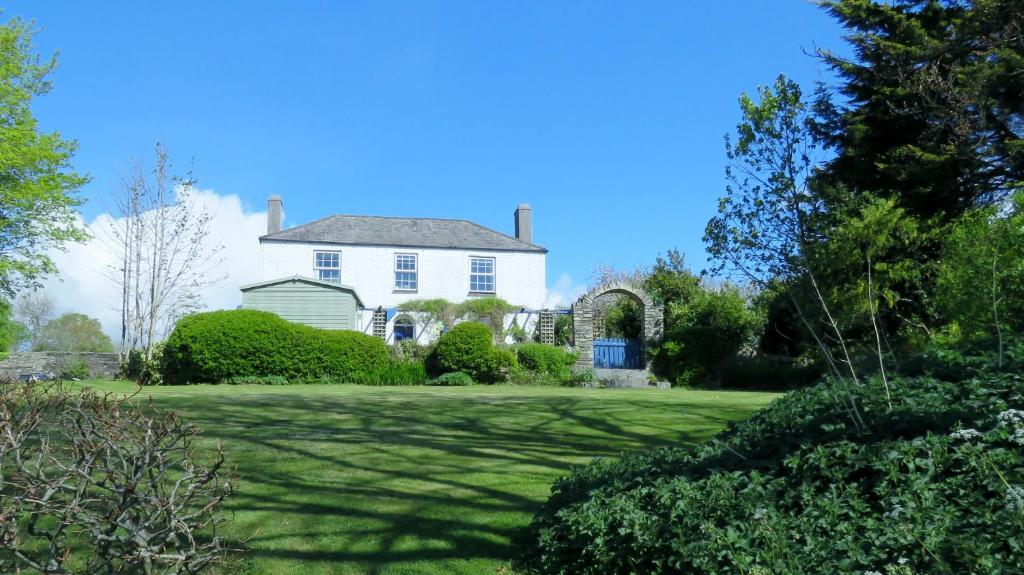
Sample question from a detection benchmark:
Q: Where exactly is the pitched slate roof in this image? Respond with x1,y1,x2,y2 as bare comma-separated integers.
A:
259,214,547,253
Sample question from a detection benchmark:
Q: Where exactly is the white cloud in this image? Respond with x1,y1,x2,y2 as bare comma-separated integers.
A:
544,272,587,309
43,189,266,345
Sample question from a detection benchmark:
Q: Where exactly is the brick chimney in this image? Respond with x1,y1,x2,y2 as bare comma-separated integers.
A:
267,195,283,234
514,203,532,244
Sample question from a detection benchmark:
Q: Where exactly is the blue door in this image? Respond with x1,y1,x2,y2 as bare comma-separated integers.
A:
593,338,643,369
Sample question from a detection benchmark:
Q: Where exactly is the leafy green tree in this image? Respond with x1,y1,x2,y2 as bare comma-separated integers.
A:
33,313,114,353
704,76,861,380
0,299,28,358
652,283,760,386
936,193,1024,365
0,18,88,297
815,0,1024,220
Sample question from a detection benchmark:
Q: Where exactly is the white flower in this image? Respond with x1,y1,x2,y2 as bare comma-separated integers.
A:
882,504,904,519
752,507,767,520
950,428,983,441
897,556,909,565
863,571,883,575
1011,427,1024,446
998,409,1024,427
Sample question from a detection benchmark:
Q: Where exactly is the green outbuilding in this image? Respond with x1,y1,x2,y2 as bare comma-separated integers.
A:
240,276,363,331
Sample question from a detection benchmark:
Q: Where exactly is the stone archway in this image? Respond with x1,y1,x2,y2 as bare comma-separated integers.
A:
572,281,664,371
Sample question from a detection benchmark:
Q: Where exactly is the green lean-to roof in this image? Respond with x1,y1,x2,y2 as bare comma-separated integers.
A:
259,214,547,253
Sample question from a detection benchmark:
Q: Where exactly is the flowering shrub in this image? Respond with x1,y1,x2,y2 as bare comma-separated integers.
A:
520,371,1024,574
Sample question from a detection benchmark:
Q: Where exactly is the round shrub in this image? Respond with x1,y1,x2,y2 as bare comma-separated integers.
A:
516,343,577,381
427,321,516,383
161,310,389,384
520,370,1024,574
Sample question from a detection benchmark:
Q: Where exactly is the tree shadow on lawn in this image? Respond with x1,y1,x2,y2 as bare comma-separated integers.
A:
138,389,766,574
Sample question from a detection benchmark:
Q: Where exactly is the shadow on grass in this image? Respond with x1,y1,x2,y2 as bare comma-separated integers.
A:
132,389,767,574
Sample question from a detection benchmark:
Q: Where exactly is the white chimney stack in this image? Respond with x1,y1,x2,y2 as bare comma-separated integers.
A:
267,195,283,234
514,203,533,244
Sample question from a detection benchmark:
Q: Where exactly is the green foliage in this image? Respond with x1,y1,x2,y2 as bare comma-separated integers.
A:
515,343,577,382
600,296,643,339
815,0,1024,221
397,298,458,337
705,75,823,286
160,309,389,385
936,194,1024,345
425,371,473,387
346,361,428,386
427,321,516,383
120,344,164,385
521,363,1024,574
33,313,114,352
652,282,760,386
0,18,89,297
454,297,519,342
0,299,23,358
552,313,573,347
719,356,822,391
59,357,91,380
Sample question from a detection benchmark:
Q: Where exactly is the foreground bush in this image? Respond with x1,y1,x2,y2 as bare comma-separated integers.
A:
516,343,577,381
427,321,516,383
0,382,233,574
520,370,1024,574
161,310,389,384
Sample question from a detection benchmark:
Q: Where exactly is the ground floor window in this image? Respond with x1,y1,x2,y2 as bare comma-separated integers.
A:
394,315,415,341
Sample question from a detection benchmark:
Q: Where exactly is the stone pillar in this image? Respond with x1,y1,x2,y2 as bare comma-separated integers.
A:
573,300,594,369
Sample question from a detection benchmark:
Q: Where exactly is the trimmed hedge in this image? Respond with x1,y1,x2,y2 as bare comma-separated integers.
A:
516,343,577,381
161,310,389,384
426,321,516,383
520,369,1024,573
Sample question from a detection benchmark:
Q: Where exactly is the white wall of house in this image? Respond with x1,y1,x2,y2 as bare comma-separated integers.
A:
260,240,547,310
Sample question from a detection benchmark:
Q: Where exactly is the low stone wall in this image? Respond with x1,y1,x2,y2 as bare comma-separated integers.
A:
0,352,120,380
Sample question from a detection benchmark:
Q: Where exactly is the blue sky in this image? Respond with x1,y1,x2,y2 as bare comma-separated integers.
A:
7,1,846,299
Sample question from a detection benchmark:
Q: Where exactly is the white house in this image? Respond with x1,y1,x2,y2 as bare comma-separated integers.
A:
243,196,547,342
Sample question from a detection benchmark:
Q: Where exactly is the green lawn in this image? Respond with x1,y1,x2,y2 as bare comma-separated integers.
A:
79,381,777,575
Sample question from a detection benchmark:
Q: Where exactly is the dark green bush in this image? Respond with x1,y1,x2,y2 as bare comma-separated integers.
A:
520,367,1024,574
718,355,823,390
161,310,389,384
120,349,146,381
427,322,516,383
516,343,577,380
426,372,473,386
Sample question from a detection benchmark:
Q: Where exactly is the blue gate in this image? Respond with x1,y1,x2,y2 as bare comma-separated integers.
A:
593,338,643,369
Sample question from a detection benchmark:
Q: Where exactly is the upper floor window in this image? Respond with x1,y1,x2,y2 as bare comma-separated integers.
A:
314,251,340,283
469,257,495,293
394,253,418,291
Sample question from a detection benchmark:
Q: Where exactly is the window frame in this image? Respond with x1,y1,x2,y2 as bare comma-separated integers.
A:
393,314,415,342
314,250,341,283
394,253,419,292
469,256,496,294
